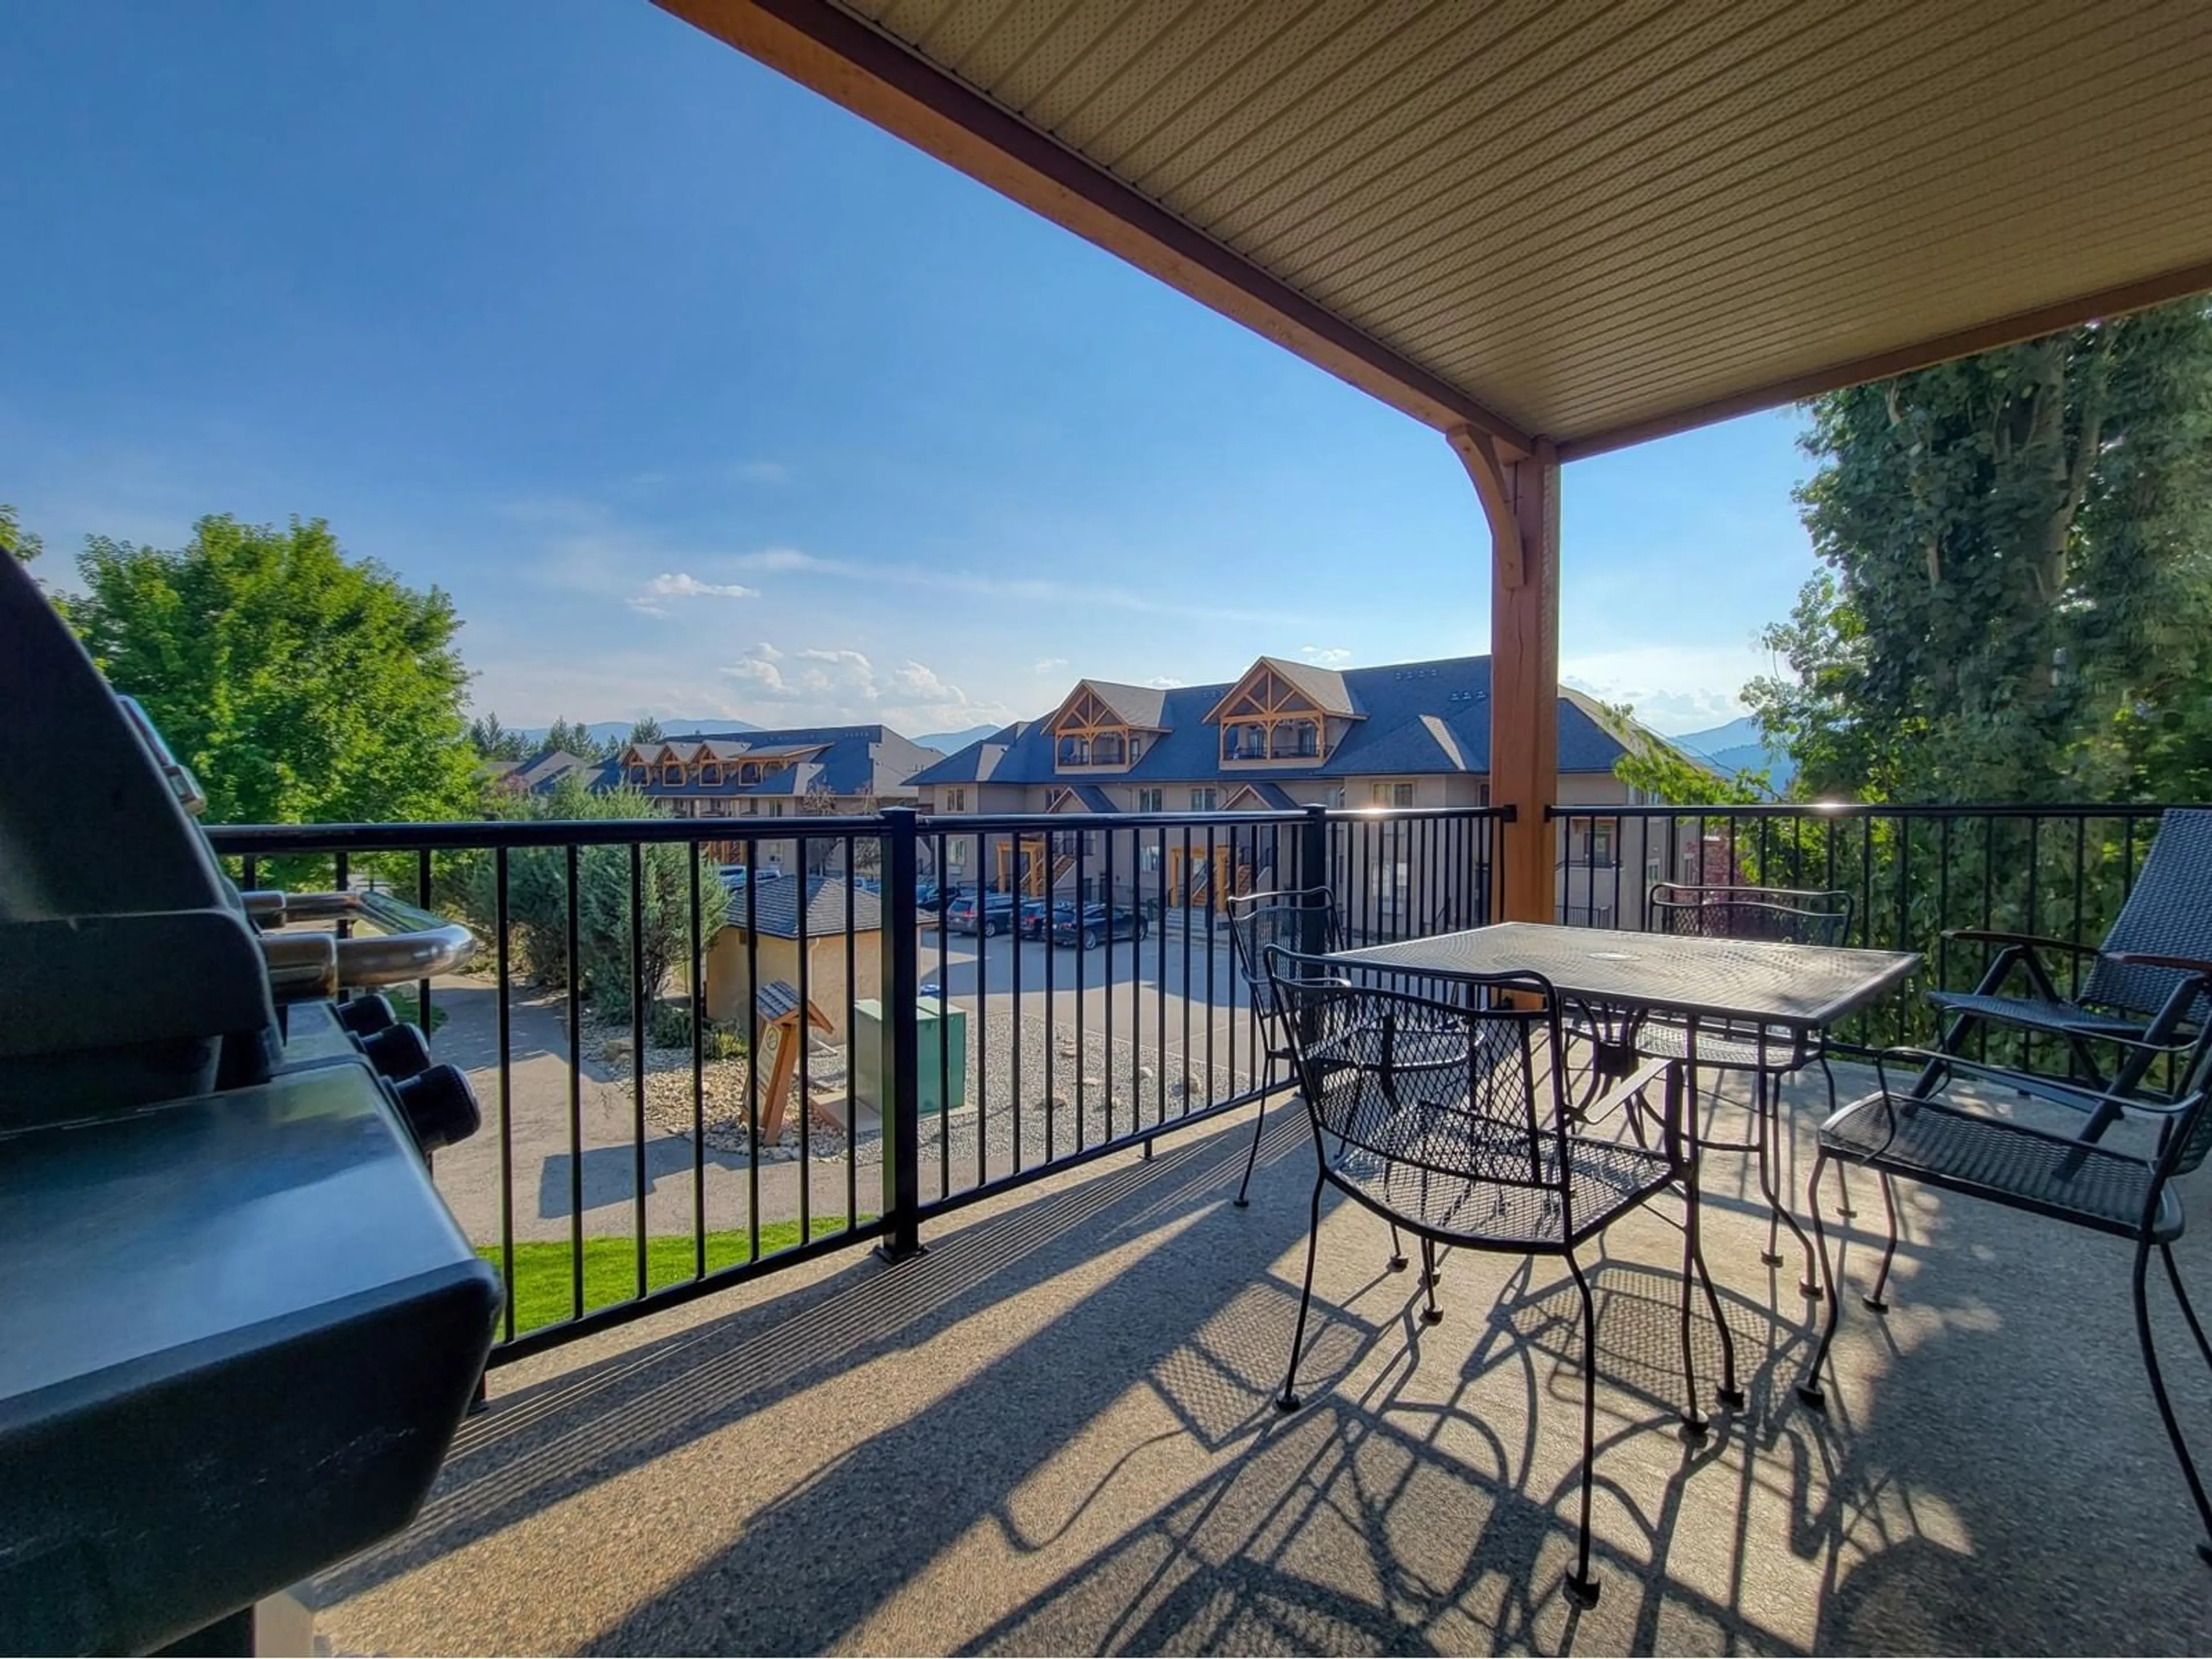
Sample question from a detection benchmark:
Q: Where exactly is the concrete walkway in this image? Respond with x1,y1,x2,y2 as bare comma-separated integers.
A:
426,976,860,1248
319,1067,2212,1654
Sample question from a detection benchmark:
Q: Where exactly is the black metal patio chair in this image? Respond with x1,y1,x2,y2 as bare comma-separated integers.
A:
1797,1036,2212,1563
1264,946,1738,1607
1922,808,2212,1110
1631,883,1855,1290
1225,887,1340,1210
1225,887,1440,1274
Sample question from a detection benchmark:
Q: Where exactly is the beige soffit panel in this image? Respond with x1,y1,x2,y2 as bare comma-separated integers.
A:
661,0,2212,457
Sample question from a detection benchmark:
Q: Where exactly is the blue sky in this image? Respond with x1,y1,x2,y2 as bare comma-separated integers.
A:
2,1,1820,739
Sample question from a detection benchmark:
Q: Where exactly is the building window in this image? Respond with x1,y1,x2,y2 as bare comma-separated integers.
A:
1091,732,1126,764
1128,734,1143,760
1136,788,1162,813
741,764,759,784
700,764,721,786
945,787,967,812
1373,782,1415,808
1271,719,1319,758
1191,788,1218,812
768,802,785,818
630,766,649,786
1141,844,1161,873
1221,723,1267,761
1588,823,1615,865
1057,734,1090,766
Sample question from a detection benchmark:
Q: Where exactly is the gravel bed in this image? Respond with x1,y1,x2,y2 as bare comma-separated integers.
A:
596,1010,1262,1177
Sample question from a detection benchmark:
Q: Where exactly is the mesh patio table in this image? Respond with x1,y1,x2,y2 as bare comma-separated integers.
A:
1333,921,1919,1035
1332,922,1921,1298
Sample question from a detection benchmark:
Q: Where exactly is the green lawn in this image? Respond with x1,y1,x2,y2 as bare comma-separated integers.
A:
483,1217,865,1334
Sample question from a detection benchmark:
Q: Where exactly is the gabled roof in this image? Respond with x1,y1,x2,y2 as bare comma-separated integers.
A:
1051,679,1168,732
914,655,1641,788
725,875,880,940
1204,656,1360,724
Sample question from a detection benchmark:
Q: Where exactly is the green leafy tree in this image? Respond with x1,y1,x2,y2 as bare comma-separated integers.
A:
626,716,666,746
457,774,727,1020
2,502,43,564
1749,298,2212,803
543,716,614,761
469,711,532,762
71,514,483,824
1606,703,1766,806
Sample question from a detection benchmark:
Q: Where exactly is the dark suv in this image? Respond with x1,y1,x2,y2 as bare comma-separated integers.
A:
1052,903,1147,949
946,891,1016,937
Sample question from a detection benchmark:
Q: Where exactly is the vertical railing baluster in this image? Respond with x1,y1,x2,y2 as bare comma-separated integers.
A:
495,846,514,1344
565,842,582,1321
691,841,705,1278
416,847,435,1042
745,834,761,1263
878,807,922,1260
628,844,646,1298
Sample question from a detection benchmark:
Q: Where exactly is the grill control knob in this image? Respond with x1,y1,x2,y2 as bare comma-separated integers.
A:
359,1022,433,1082
335,994,397,1037
391,1064,480,1154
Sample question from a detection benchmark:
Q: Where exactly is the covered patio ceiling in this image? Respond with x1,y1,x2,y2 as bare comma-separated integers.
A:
657,0,2212,460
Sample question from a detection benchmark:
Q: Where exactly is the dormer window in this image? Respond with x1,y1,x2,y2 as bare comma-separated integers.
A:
1272,719,1319,758
1058,734,1090,766
741,763,759,784
1092,732,1125,764
1208,660,1352,764
630,765,650,786
701,764,721,786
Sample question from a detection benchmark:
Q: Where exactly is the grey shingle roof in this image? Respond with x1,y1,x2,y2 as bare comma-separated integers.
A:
912,656,1633,789
728,875,880,939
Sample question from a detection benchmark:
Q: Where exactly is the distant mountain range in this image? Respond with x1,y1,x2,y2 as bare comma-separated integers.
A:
913,723,1002,755
1668,715,1794,791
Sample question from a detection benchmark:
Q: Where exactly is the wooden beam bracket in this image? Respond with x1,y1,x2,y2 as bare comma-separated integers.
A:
1448,424,1524,589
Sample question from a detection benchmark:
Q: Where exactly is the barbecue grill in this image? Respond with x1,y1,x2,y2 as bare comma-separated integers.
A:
0,554,501,1654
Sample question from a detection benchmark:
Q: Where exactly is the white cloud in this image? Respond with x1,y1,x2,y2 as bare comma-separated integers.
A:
1561,642,1771,736
1142,675,1184,690
731,547,821,573
1033,657,1069,673
1298,644,1352,666
719,645,1013,732
627,571,760,616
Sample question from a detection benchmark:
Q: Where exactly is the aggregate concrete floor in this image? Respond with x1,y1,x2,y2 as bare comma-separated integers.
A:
317,1067,2212,1655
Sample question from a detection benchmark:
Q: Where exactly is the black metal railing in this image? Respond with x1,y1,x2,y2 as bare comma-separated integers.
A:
209,803,1505,1362
1546,802,2195,1056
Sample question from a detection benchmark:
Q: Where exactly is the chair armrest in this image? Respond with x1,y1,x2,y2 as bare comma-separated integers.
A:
2105,950,2212,978
1873,1046,2199,1120
1942,927,2102,957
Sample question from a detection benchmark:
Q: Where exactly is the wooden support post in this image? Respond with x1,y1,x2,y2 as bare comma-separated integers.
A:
1452,427,1559,923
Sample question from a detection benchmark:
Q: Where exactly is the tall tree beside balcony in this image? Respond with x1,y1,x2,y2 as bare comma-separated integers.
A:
70,514,482,824
1749,298,2212,802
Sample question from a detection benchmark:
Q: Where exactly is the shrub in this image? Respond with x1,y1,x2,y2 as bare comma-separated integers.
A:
455,775,727,1020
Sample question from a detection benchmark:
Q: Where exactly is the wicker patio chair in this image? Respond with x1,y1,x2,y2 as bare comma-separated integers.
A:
1798,1036,2212,1563
1264,946,1737,1607
1922,808,2212,1109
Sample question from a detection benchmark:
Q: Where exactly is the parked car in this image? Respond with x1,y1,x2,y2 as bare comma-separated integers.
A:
1018,897,1075,940
1052,903,1147,949
946,891,1016,937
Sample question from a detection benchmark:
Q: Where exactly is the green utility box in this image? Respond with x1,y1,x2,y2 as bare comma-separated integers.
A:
853,999,968,1118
